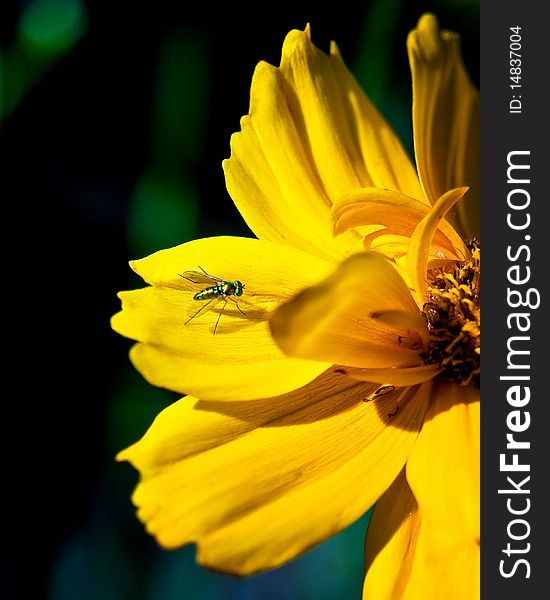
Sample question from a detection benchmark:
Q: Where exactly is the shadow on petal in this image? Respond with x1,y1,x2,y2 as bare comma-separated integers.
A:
196,369,431,433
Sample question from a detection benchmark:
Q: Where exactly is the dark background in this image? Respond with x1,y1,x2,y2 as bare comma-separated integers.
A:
1,1,479,598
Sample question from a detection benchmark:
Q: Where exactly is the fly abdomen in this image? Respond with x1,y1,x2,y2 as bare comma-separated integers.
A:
194,286,223,301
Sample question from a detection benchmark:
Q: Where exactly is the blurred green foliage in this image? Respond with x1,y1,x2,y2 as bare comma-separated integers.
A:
1,0,87,120
128,27,212,258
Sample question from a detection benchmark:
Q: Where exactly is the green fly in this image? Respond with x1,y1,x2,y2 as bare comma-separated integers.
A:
179,266,246,334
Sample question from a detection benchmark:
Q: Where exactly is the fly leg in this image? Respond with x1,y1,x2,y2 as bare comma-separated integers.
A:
213,296,246,335
228,295,246,316
185,298,216,325
213,298,228,335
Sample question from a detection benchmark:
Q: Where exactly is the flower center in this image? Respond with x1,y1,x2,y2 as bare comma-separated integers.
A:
421,240,480,388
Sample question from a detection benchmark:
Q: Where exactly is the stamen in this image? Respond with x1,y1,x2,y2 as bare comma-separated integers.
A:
421,239,480,388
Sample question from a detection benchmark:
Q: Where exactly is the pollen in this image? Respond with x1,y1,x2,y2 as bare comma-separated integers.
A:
421,239,480,388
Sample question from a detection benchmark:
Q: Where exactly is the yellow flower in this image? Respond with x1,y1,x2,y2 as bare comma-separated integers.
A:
112,13,479,599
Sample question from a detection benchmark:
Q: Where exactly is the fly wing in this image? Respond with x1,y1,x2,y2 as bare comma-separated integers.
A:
179,268,224,285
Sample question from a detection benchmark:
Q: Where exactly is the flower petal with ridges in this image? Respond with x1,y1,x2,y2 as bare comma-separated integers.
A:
408,13,480,239
363,382,479,599
223,25,424,261
118,372,431,575
341,364,441,387
111,236,334,400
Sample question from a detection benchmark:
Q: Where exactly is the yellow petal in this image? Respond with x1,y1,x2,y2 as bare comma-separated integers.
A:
118,373,431,575
341,364,441,386
223,26,423,260
224,112,349,262
405,382,480,576
407,187,468,301
270,252,426,369
280,28,422,200
363,232,411,259
408,14,480,239
332,187,465,260
111,236,334,400
363,470,420,599
333,188,432,236
363,382,480,599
